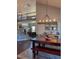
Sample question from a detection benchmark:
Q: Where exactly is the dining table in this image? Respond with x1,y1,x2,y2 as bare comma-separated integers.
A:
31,38,61,59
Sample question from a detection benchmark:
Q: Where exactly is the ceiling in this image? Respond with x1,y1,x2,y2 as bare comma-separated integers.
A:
17,0,60,15
37,0,61,8
17,0,36,15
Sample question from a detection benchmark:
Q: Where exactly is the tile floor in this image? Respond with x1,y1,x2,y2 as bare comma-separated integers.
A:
17,48,32,59
17,48,60,59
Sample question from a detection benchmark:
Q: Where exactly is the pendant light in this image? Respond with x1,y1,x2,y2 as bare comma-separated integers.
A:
37,0,56,24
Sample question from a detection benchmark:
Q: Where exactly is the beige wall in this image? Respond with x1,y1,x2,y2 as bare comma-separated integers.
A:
36,3,61,34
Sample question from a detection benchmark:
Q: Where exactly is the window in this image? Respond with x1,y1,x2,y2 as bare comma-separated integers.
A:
32,26,35,32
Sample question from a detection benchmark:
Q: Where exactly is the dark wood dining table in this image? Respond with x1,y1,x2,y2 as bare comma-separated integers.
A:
31,39,61,59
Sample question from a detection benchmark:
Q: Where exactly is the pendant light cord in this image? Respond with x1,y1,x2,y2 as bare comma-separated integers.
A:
46,0,48,15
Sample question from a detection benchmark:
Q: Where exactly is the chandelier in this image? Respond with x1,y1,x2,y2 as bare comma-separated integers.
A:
37,0,57,24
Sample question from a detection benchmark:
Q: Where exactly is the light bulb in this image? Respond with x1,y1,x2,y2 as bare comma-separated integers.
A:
39,20,41,22
49,19,52,22
53,19,56,22
42,20,44,22
46,19,48,22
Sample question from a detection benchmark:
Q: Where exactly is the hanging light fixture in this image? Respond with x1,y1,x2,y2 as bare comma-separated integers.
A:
37,0,57,24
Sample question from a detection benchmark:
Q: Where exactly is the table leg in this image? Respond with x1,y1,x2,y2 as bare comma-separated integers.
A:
33,51,35,59
37,43,41,55
32,41,36,59
42,44,45,47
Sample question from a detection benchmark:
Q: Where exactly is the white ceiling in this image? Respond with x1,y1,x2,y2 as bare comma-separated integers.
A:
37,0,61,8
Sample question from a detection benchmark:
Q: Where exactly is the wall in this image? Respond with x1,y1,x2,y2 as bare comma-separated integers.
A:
36,24,45,34
36,3,61,35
